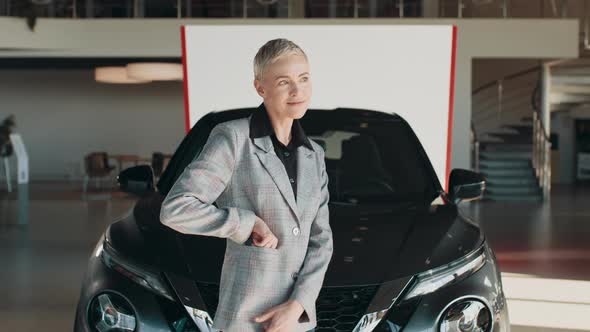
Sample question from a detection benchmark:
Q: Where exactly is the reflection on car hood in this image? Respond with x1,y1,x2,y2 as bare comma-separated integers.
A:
175,202,483,285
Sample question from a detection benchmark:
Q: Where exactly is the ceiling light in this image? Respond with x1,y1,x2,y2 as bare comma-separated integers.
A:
95,66,151,84
126,62,183,81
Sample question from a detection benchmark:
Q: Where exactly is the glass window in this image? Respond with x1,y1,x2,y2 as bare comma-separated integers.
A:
304,0,422,18
307,119,438,204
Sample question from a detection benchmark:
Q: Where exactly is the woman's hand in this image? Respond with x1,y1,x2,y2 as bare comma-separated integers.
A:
251,216,278,249
253,299,305,332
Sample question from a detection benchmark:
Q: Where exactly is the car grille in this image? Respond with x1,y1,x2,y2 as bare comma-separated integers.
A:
315,285,380,331
195,282,379,331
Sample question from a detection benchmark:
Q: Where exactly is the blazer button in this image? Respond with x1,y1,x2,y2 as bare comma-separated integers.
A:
291,272,298,279
292,227,300,236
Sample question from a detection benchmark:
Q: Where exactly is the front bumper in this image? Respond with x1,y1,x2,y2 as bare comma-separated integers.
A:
75,239,508,332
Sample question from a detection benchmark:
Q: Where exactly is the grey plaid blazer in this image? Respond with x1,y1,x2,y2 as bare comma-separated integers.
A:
159,114,334,331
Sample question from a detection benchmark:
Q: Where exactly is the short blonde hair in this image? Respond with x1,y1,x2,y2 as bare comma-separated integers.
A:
253,38,308,81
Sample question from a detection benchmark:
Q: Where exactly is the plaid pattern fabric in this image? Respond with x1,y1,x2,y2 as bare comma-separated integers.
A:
160,115,334,331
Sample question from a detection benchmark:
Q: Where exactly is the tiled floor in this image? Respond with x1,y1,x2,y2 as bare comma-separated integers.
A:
1,181,589,331
0,181,136,331
466,184,590,281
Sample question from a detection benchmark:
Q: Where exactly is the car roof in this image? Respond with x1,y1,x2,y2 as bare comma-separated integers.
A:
210,106,402,124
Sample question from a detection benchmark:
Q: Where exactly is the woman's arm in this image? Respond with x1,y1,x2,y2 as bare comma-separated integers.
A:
159,122,256,245
288,148,334,322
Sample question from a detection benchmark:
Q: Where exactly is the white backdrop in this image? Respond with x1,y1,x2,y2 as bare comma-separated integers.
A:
182,24,456,189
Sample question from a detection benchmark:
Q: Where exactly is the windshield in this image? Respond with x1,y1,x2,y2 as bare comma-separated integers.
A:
158,109,441,204
304,118,440,205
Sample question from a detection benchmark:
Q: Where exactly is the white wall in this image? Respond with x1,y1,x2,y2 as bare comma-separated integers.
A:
184,25,455,188
0,70,185,181
0,17,579,177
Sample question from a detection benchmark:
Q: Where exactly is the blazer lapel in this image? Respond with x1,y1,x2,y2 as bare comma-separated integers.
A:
295,147,316,222
252,135,301,224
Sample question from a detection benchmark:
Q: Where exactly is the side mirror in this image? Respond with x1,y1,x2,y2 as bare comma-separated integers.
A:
448,168,485,204
117,165,155,196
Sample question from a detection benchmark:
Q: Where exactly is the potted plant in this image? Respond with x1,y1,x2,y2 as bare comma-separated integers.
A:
0,115,16,158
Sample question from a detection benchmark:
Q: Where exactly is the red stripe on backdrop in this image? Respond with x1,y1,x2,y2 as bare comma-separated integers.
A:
181,26,191,134
445,26,457,193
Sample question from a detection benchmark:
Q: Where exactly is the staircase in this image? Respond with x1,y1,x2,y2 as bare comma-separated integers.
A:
479,118,543,201
472,67,544,202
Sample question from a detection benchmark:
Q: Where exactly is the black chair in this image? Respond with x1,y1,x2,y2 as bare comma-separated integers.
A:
83,152,116,192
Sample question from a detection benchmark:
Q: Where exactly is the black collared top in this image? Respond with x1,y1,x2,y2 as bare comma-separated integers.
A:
249,102,314,201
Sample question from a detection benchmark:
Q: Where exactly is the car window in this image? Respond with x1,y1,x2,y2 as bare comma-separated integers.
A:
308,120,438,204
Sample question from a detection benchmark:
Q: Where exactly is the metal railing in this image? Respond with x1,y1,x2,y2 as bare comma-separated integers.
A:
440,0,579,19
1,0,589,19
0,0,423,19
471,66,540,142
472,65,552,200
532,110,552,199
531,74,552,200
0,0,293,19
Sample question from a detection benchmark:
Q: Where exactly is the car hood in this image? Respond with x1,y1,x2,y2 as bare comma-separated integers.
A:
171,201,484,285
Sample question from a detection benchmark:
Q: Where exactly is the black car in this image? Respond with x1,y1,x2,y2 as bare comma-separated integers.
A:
74,107,509,332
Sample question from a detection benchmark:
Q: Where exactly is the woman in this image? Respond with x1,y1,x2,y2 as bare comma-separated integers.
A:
160,38,334,332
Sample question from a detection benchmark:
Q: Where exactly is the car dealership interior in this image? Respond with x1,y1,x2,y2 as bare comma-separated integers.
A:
1,1,590,332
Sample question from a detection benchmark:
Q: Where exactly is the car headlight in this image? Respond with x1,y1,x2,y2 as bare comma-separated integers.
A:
403,247,486,300
439,299,491,332
98,233,175,302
